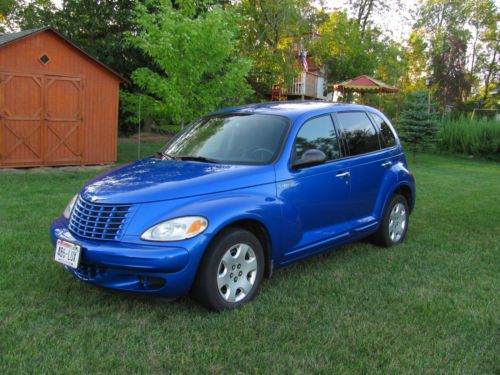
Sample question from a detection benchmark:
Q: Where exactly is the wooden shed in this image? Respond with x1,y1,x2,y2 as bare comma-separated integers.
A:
0,27,125,168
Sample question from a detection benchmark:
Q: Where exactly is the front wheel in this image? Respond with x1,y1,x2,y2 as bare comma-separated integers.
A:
192,228,264,311
372,194,409,247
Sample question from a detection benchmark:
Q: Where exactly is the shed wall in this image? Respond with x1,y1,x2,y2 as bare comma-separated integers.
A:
0,31,120,167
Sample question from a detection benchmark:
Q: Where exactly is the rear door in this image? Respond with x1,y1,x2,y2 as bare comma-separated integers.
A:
334,111,387,224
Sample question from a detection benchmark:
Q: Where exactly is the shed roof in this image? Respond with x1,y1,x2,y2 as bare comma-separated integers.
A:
0,27,126,82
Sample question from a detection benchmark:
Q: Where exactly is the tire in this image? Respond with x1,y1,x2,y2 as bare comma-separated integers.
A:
372,194,409,247
192,228,265,311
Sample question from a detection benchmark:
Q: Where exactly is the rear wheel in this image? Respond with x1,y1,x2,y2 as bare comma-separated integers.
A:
192,228,264,311
372,194,409,247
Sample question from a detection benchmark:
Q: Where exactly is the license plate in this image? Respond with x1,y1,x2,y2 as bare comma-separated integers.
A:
55,239,81,269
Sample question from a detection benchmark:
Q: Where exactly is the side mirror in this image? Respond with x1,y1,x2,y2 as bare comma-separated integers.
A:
292,149,327,169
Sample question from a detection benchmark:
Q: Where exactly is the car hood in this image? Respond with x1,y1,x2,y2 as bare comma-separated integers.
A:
80,158,276,204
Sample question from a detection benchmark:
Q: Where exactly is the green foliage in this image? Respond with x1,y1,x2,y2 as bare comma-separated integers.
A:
52,0,152,81
3,0,497,123
127,0,253,126
236,0,314,98
414,0,499,109
438,117,500,160
0,0,15,28
313,11,377,83
399,91,439,161
312,10,404,90
3,0,57,30
400,30,429,93
3,0,159,82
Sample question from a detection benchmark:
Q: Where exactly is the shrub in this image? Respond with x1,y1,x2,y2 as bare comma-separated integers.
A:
438,117,500,160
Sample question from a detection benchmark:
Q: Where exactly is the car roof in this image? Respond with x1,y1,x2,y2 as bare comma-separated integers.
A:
212,101,377,122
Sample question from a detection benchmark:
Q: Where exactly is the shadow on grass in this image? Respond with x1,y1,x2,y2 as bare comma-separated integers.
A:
57,237,386,317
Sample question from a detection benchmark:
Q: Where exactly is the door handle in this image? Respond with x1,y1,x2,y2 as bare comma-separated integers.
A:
381,161,392,168
335,171,350,178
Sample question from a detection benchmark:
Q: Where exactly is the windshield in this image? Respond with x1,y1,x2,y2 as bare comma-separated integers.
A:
160,114,289,165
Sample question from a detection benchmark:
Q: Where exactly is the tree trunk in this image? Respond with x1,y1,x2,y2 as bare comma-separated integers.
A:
483,48,498,102
142,117,155,133
360,0,375,38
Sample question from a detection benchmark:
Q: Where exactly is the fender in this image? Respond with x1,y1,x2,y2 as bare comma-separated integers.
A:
372,158,415,220
123,183,283,262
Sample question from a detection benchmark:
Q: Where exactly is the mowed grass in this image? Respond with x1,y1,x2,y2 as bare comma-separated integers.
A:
0,142,499,374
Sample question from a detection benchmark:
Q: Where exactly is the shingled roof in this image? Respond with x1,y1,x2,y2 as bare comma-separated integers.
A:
0,27,126,82
0,28,43,46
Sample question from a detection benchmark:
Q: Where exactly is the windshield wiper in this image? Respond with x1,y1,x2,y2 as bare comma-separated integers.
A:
155,151,174,160
177,155,220,163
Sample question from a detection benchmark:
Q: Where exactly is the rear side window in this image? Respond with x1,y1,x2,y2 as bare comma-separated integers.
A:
294,115,341,161
336,112,380,156
370,113,396,148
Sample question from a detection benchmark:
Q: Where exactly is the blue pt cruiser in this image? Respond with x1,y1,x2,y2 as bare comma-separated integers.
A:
51,102,415,311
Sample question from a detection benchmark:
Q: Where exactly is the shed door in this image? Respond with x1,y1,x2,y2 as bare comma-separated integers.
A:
0,73,44,166
44,76,83,164
0,72,83,167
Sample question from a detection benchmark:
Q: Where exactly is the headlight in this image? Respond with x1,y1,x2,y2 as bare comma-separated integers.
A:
63,194,78,219
141,216,208,242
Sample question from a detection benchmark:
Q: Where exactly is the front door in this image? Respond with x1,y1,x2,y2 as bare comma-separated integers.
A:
277,114,351,261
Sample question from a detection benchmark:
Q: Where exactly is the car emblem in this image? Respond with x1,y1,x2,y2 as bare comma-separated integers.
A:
90,196,107,202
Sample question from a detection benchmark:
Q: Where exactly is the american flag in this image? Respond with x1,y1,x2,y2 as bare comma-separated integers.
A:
300,50,308,72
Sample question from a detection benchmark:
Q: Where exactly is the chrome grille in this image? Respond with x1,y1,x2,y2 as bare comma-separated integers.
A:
68,196,131,240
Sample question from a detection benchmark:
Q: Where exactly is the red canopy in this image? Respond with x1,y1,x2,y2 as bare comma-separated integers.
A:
334,75,399,93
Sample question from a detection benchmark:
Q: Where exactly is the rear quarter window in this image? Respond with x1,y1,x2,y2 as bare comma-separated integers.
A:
336,111,380,156
370,113,397,148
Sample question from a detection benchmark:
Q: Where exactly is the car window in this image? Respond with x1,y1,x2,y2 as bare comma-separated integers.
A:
336,111,380,156
294,115,341,162
370,113,396,148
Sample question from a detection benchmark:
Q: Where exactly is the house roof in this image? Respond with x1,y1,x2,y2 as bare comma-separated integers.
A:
0,27,127,83
334,75,399,93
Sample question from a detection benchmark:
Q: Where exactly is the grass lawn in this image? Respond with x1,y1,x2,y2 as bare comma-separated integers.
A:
0,141,499,374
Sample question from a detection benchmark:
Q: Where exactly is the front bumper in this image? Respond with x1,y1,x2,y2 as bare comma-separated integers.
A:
50,216,205,298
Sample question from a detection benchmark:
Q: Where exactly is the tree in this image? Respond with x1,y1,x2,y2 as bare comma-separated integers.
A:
399,91,438,162
431,33,470,108
312,10,396,87
415,0,471,110
347,0,405,38
127,0,253,126
0,0,15,31
2,1,154,82
2,0,57,30
400,30,428,93
236,0,318,98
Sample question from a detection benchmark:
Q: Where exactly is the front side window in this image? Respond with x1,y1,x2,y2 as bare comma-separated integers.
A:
294,115,341,162
161,114,289,165
370,113,396,148
336,112,380,156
